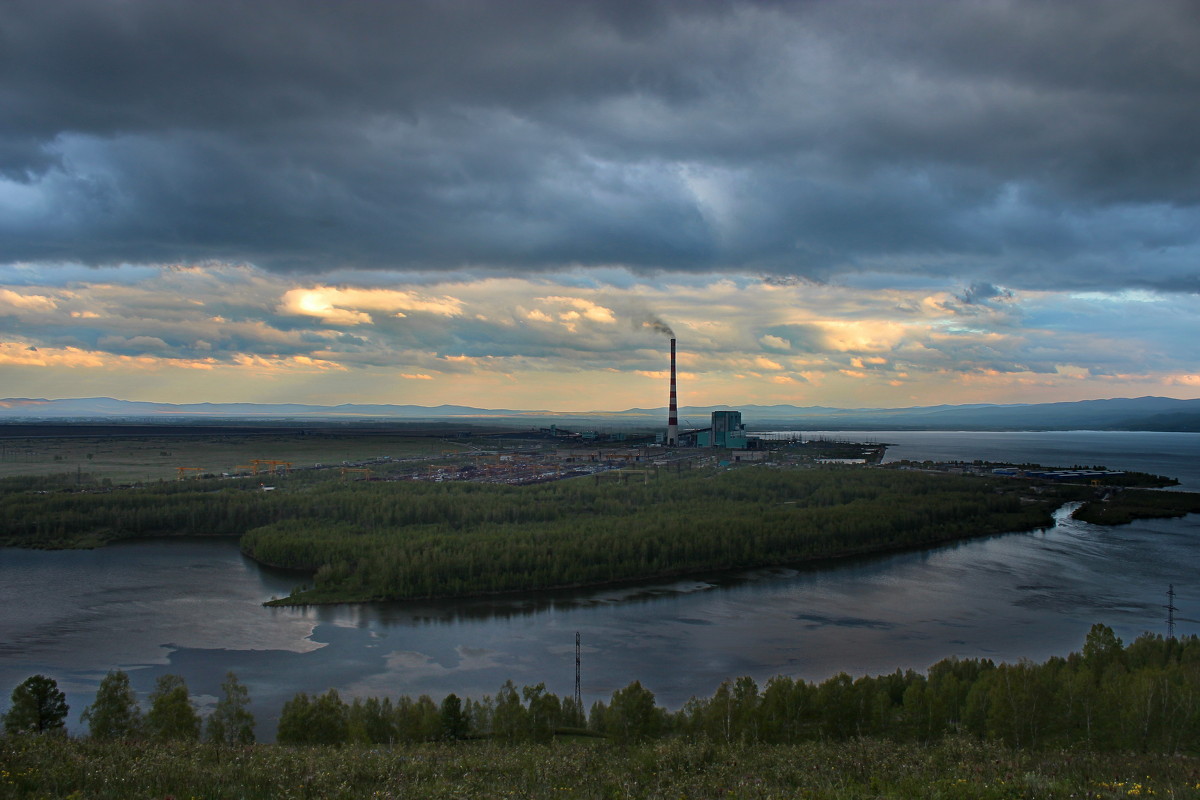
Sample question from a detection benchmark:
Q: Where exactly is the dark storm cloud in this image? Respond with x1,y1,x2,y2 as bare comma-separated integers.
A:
954,282,1015,309
3,0,1200,289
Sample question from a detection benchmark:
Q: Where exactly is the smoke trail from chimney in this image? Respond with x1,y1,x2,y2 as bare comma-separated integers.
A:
641,316,675,337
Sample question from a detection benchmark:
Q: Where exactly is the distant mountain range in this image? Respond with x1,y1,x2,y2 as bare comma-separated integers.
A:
3,395,1200,431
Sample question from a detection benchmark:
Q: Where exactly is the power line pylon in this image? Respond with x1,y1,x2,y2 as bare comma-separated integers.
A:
574,631,583,726
1166,584,1178,640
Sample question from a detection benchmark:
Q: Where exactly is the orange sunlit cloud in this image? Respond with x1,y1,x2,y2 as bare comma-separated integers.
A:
0,289,58,311
1,262,1198,409
0,342,215,370
816,320,909,352
279,287,464,325
537,296,617,324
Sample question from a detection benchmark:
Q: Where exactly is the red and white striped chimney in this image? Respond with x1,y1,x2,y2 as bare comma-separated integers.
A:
667,338,678,445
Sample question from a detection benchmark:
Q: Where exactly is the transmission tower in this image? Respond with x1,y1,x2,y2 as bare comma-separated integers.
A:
1166,584,1178,639
574,631,583,725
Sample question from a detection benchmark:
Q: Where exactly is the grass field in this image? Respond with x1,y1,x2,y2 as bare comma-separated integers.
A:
5,735,1200,800
0,426,525,483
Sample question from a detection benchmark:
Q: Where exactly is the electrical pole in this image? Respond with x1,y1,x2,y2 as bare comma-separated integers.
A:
574,631,583,726
1166,584,1178,640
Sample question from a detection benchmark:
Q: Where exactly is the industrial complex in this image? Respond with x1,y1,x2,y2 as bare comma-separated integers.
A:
661,338,759,453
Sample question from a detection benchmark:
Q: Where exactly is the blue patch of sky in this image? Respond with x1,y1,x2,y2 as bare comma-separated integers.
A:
0,262,162,287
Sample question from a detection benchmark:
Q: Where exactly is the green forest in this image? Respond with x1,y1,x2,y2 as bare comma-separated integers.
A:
267,625,1200,752
268,625,1200,753
6,464,1196,604
7,626,1200,799
246,467,1067,603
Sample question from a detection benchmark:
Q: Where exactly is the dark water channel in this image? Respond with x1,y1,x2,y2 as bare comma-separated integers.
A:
2,430,1199,737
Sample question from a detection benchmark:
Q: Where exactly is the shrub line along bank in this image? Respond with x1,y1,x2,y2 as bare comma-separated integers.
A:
6,624,1200,753
7,627,1200,798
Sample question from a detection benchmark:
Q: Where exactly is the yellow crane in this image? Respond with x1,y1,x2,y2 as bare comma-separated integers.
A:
340,467,372,481
176,467,204,480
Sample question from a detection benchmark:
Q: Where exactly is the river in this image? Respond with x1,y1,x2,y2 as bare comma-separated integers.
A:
2,430,1198,737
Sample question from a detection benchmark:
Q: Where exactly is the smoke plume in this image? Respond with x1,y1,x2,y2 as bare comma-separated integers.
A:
640,316,675,337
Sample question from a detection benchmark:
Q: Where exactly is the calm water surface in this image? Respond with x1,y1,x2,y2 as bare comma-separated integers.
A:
2,430,1198,737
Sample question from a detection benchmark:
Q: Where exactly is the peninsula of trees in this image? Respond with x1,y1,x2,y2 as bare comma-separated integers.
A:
245,467,1065,604
4,460,1197,605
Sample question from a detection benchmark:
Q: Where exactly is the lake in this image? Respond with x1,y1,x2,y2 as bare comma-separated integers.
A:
2,429,1198,738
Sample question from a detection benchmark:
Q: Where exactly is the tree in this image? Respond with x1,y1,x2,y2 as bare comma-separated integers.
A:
3,675,69,735
205,672,255,745
491,680,527,741
349,697,395,744
587,699,607,733
410,695,442,741
146,674,200,742
439,693,469,740
727,676,761,742
604,681,662,743
276,693,313,744
522,683,562,742
277,689,349,745
82,670,142,740
307,689,350,744
1083,623,1125,671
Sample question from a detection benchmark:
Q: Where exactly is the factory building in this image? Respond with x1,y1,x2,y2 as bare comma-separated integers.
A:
695,410,750,449
662,341,757,451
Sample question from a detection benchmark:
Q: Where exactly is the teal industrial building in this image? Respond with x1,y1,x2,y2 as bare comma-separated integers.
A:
693,410,751,449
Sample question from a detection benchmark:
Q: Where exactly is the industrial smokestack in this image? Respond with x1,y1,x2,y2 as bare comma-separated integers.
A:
667,338,678,446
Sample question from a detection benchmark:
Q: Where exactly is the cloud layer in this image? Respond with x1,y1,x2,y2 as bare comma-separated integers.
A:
3,1,1198,408
2,264,1197,408
3,0,1200,290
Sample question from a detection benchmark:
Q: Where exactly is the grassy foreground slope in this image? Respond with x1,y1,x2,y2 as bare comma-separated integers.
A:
5,736,1200,800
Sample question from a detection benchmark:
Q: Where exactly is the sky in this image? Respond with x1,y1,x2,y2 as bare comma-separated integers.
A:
2,0,1200,411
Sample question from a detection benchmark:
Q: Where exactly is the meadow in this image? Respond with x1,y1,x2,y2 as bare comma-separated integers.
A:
0,423,478,482
5,734,1200,799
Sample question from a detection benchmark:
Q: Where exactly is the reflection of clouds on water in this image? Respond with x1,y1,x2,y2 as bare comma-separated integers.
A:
345,644,516,698
454,644,514,673
0,541,322,692
382,644,507,676
383,650,440,672
192,692,218,714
